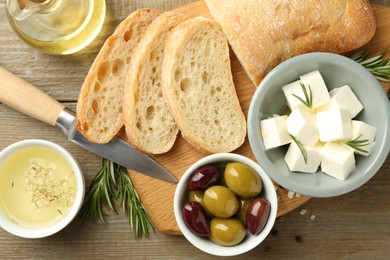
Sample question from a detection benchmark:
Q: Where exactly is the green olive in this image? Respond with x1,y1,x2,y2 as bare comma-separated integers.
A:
236,197,253,224
224,162,262,198
188,191,213,217
209,218,246,246
189,190,204,204
203,185,239,218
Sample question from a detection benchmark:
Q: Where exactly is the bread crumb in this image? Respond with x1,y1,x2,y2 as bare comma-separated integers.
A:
310,215,316,221
287,190,302,199
300,209,307,215
287,190,295,199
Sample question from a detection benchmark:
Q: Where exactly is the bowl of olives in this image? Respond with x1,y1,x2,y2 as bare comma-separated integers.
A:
174,153,278,256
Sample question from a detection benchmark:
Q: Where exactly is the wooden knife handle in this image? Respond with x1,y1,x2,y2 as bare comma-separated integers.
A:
0,66,65,126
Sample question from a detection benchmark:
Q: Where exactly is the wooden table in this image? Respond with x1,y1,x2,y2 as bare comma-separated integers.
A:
0,0,389,258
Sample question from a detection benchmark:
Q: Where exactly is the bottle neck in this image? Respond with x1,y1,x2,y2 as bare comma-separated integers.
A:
15,0,62,20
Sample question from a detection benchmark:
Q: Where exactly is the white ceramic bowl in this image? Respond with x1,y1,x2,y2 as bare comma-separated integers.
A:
248,52,390,197
174,153,277,257
0,139,85,238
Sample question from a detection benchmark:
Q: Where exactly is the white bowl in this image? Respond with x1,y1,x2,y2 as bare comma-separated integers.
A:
248,52,390,197
0,139,85,238
174,153,277,256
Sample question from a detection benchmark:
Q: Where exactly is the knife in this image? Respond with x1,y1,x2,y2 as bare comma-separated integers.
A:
0,66,177,183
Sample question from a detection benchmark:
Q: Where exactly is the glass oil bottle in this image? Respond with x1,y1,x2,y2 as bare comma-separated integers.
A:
5,0,106,55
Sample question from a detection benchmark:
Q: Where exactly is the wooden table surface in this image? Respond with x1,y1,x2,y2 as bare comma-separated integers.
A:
0,0,389,259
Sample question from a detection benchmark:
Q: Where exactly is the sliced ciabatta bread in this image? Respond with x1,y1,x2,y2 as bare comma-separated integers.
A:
162,17,246,154
76,9,160,143
123,12,187,154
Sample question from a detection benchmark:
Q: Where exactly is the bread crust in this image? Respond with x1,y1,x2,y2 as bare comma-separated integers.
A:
123,12,187,154
162,17,246,154
76,9,160,143
204,0,376,87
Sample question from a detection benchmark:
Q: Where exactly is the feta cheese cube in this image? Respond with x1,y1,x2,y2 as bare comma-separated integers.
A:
260,115,292,150
286,107,319,146
320,142,356,180
316,107,352,142
344,120,377,156
299,70,330,109
282,80,307,111
329,85,363,118
285,142,322,173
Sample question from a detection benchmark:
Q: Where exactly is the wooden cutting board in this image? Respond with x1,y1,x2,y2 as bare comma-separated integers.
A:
126,1,390,235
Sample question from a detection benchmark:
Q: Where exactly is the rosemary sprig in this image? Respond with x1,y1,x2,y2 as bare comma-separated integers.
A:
80,158,154,238
291,135,308,164
115,163,154,238
292,83,313,109
344,134,369,154
80,159,117,223
350,49,390,82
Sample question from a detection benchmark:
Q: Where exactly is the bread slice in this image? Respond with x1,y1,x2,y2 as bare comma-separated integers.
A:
162,17,246,154
123,12,187,154
204,0,376,87
76,9,160,143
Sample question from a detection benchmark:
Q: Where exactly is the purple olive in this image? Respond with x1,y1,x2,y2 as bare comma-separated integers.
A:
246,198,271,235
182,202,210,236
189,165,220,191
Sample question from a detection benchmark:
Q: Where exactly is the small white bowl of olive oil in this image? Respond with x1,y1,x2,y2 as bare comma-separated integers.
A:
0,139,85,238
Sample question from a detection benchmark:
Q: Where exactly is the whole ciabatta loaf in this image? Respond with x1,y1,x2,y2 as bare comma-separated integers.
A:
123,12,187,154
76,9,160,143
204,0,376,87
162,17,246,154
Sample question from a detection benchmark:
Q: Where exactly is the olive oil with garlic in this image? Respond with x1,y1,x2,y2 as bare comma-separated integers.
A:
6,0,106,55
0,146,76,229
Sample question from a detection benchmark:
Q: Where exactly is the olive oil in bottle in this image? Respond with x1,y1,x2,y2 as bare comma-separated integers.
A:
5,0,106,55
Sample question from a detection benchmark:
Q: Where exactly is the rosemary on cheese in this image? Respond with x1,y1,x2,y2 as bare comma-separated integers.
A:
344,134,369,154
291,135,308,164
292,83,313,109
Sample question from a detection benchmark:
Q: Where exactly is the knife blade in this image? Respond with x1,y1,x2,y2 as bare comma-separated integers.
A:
0,66,177,183
56,108,177,182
